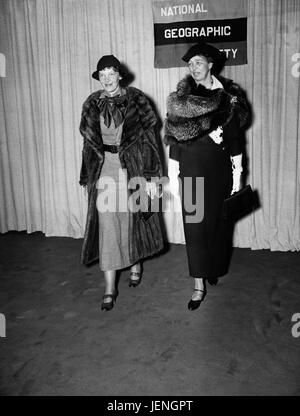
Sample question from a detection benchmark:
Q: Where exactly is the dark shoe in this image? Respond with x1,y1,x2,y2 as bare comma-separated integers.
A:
129,269,142,287
101,291,118,311
188,289,206,311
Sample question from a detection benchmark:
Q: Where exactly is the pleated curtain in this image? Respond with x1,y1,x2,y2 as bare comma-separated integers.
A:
0,0,299,250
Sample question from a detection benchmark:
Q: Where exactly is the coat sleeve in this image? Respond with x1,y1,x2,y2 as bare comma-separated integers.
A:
79,96,102,187
136,92,163,180
229,81,251,130
169,143,181,162
79,138,89,186
222,113,243,156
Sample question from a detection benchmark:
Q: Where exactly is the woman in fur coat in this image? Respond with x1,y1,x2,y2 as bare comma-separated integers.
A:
165,43,250,311
79,55,164,311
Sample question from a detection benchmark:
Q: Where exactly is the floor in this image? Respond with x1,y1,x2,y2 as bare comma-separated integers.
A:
0,231,300,396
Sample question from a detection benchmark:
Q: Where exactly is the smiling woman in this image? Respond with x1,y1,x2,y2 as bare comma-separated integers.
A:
98,68,120,94
79,54,164,312
187,55,213,85
165,42,250,311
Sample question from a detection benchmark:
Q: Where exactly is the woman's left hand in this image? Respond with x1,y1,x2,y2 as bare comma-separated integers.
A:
230,154,243,195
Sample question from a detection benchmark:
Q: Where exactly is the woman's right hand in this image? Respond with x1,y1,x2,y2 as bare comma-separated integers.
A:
209,126,223,144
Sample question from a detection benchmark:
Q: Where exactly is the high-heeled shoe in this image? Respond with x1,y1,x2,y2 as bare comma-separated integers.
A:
129,269,142,287
101,291,118,311
188,289,206,311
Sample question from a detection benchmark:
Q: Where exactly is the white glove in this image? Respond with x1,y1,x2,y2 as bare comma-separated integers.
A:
231,154,243,194
209,126,223,144
168,158,180,198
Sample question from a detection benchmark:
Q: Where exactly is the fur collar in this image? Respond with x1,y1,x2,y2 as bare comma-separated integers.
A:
80,86,156,155
164,75,250,144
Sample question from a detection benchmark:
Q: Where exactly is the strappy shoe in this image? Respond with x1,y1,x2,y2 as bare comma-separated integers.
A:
101,291,118,311
129,269,142,287
188,289,207,311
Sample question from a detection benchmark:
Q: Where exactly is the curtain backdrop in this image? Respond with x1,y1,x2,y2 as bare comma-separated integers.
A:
0,0,299,250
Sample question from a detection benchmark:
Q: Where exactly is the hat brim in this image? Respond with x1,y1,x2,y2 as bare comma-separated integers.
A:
92,70,100,81
182,43,226,63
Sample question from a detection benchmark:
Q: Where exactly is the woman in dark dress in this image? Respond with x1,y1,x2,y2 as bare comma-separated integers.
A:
165,43,250,311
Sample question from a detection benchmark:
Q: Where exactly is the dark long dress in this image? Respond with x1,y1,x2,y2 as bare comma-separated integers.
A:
170,97,242,278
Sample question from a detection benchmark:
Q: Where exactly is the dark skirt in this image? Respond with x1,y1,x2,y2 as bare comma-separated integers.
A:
178,137,233,278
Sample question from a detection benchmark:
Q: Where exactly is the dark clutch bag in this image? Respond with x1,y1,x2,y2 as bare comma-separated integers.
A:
223,185,255,221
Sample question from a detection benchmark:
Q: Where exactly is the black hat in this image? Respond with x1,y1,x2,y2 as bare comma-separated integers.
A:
181,42,226,63
92,55,121,80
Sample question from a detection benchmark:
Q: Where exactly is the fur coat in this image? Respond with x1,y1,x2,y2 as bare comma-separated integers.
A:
165,75,250,145
79,87,164,266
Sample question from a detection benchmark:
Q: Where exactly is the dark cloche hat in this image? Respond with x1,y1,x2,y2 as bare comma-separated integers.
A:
92,55,121,80
182,42,226,63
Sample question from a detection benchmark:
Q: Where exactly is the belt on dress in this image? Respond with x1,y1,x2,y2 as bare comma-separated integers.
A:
103,144,119,153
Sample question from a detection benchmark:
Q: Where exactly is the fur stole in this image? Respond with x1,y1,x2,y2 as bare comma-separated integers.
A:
164,75,250,144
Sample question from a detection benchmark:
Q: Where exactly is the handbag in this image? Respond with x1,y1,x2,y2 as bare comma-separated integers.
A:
223,185,255,221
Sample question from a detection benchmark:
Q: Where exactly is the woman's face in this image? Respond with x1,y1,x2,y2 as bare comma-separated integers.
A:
188,55,213,84
98,67,121,94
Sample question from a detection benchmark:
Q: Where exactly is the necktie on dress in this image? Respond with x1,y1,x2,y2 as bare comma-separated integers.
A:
98,94,127,128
